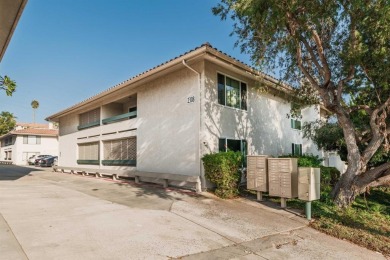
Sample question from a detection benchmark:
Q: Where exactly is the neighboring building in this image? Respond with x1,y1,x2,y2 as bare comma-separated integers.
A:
46,43,333,188
0,0,28,61
0,123,58,165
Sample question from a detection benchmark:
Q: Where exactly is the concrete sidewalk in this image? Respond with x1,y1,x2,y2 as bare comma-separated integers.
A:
0,166,386,259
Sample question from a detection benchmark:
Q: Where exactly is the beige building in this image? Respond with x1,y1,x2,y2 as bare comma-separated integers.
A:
46,44,331,188
0,123,58,165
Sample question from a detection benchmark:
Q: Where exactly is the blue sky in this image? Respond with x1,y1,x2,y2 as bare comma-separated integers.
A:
0,0,259,123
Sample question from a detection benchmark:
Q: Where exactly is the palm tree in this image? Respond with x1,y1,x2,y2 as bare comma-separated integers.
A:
31,100,39,123
0,75,16,96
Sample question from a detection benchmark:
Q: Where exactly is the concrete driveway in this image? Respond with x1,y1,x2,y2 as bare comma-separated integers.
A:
0,165,386,260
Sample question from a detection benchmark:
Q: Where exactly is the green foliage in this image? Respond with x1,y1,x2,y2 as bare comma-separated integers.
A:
0,111,16,135
214,0,390,205
303,120,390,165
202,151,242,199
279,153,323,167
31,100,39,109
0,75,16,96
320,166,341,192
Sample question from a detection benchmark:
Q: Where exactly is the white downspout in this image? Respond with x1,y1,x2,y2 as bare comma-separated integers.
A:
182,60,203,192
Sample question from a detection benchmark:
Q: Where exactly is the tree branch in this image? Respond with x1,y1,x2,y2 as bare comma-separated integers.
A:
299,36,324,78
296,42,321,91
310,28,331,87
348,105,372,114
362,96,390,163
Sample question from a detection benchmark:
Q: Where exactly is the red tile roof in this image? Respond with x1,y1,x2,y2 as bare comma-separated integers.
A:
16,122,50,129
11,128,58,136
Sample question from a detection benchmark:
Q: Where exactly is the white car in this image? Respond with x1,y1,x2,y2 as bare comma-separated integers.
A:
28,155,37,165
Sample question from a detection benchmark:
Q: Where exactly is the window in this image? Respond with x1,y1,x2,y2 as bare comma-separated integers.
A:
5,151,12,160
77,142,99,165
291,119,302,130
128,107,137,119
23,135,41,144
2,136,13,147
79,108,100,130
103,137,136,166
290,103,302,130
292,143,302,156
217,73,247,110
219,138,248,166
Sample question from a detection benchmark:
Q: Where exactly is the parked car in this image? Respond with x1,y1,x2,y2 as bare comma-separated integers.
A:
39,156,58,167
34,155,52,166
28,155,37,165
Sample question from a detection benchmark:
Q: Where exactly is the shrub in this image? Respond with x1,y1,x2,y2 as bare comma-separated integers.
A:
202,151,242,199
279,153,323,167
320,166,340,188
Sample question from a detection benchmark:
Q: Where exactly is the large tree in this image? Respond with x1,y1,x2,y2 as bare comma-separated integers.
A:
0,75,16,96
0,111,16,135
214,0,390,207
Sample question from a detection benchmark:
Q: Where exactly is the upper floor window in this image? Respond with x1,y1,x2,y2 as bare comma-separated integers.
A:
218,73,247,110
2,136,13,147
78,108,101,130
23,135,41,145
128,107,137,119
290,103,302,130
291,119,301,130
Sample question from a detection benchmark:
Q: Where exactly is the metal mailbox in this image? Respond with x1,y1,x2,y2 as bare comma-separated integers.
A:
267,158,298,199
246,155,269,192
298,167,321,201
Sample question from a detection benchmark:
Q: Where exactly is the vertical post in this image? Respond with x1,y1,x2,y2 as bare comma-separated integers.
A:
257,191,263,201
305,201,312,220
281,198,287,208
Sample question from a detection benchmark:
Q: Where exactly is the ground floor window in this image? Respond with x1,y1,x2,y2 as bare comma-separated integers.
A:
4,151,12,160
218,138,247,166
292,143,303,156
102,137,136,166
77,142,99,165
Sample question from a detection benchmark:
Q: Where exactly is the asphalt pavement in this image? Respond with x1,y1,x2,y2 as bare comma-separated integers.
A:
0,165,386,260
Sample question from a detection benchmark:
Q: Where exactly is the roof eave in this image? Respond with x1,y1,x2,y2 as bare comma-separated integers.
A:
0,0,28,62
45,45,209,121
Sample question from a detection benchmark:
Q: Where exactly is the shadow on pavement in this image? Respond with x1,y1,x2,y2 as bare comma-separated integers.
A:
0,165,43,181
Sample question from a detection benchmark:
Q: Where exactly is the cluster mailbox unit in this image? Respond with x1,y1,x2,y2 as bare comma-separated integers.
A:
247,155,320,218
298,167,321,201
268,158,298,207
246,155,269,201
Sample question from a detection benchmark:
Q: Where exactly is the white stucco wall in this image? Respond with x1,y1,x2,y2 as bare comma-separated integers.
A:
136,64,201,176
202,61,321,158
57,62,202,176
0,135,58,165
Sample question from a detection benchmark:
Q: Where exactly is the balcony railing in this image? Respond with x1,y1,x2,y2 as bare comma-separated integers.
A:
77,159,99,165
77,121,100,130
102,160,136,166
102,111,137,125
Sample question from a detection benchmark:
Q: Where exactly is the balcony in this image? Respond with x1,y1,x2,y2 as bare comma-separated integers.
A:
77,121,100,130
102,111,137,125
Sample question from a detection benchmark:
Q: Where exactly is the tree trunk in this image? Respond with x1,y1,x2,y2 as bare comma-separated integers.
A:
332,162,390,208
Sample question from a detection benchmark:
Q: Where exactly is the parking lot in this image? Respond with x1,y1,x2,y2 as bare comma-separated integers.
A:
0,165,386,259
